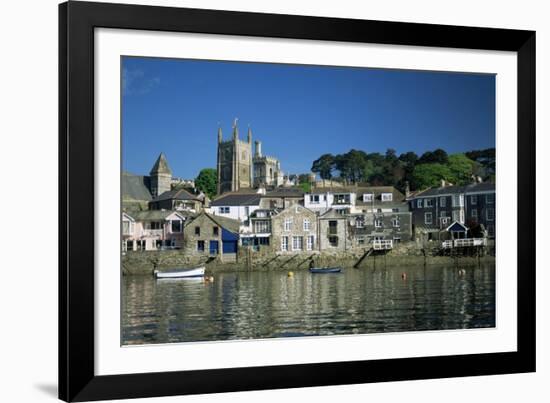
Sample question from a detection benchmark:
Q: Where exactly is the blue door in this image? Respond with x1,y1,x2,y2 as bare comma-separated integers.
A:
222,228,239,254
209,240,219,255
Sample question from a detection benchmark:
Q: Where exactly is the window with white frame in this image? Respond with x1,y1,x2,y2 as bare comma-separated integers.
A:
452,210,459,222
417,199,423,208
471,209,478,221
254,220,270,233
452,194,464,207
355,217,365,228
283,218,293,231
357,236,365,245
425,198,434,207
219,206,230,214
440,210,447,218
122,221,133,235
363,194,373,202
471,195,478,205
392,217,400,228
460,209,465,223
486,193,495,204
374,219,382,228
310,194,320,204
487,224,495,237
334,193,351,204
425,212,433,225
303,219,311,231
486,207,495,221
306,235,314,251
281,236,289,251
440,196,446,207
381,193,393,202
292,236,303,251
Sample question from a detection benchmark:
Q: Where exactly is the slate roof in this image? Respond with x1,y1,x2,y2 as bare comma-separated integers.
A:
122,172,152,201
186,212,241,234
128,210,188,221
154,188,200,201
210,192,262,206
149,153,172,175
355,186,406,204
262,187,305,198
413,182,495,198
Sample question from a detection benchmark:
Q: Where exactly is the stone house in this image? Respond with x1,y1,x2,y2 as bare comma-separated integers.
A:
183,212,240,260
241,208,279,251
270,205,318,254
259,187,305,210
347,210,413,248
318,209,349,251
149,188,204,213
409,182,495,241
122,210,188,252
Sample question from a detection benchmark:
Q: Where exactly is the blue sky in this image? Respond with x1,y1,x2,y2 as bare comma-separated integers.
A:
122,56,495,179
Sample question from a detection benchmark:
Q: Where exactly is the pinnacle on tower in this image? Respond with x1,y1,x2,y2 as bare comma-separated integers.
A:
217,125,223,143
232,117,238,140
247,125,252,144
149,152,172,176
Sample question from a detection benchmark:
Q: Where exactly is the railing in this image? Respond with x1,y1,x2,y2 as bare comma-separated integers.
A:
441,238,487,249
373,239,393,250
141,229,163,237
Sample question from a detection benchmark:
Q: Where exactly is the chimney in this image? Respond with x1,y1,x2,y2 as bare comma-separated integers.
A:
405,181,411,198
255,140,262,157
440,179,446,188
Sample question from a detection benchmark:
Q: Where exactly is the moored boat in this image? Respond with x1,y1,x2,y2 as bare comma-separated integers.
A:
309,267,342,274
154,266,206,279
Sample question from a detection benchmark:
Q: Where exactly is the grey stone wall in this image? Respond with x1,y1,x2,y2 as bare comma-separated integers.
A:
182,214,223,257
271,205,318,253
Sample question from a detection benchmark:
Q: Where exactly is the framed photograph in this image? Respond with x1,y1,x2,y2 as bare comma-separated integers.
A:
59,1,535,401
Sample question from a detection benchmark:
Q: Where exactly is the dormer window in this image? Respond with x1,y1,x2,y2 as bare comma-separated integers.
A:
310,195,320,204
363,194,373,202
381,193,393,202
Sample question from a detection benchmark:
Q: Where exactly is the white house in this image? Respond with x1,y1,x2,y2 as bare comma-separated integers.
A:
208,192,262,232
304,188,357,214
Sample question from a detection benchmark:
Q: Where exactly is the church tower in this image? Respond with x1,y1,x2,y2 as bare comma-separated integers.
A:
149,152,172,198
217,119,252,195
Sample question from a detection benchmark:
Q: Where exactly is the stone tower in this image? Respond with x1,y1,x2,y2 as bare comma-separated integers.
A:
216,119,252,195
253,139,282,187
149,152,172,198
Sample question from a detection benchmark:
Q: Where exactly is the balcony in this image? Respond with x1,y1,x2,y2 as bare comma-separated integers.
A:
441,238,486,249
373,239,393,250
141,229,164,237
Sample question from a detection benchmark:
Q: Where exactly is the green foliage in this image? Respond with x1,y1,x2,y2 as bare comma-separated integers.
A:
311,154,335,182
447,154,479,185
411,163,452,189
195,168,217,198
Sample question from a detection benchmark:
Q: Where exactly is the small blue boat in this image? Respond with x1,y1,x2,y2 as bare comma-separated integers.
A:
309,267,342,274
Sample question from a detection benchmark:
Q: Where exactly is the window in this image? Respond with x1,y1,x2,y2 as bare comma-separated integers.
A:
393,237,402,244
355,217,365,228
334,194,350,204
375,219,382,228
213,226,219,236
392,217,400,228
303,219,311,231
440,210,447,218
148,221,162,230
417,199,423,208
471,209,478,221
486,208,495,221
197,240,205,252
281,236,289,251
258,237,270,246
292,236,303,251
254,220,270,233
452,210,459,222
137,240,145,251
377,208,382,213
471,195,478,205
392,208,399,213
440,196,447,207
363,194,373,202
329,236,338,247
310,195,320,204
171,220,182,233
357,236,365,245
219,206,230,214
486,194,495,204
306,235,314,251
425,198,434,207
283,218,293,231
425,212,433,225
194,226,200,236
381,193,393,202
328,220,338,234
487,224,495,237
452,194,464,207
126,240,134,251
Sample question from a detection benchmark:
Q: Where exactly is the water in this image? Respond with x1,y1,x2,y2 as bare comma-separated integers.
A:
122,264,495,345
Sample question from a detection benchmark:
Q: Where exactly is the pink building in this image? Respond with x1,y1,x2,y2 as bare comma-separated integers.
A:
122,210,190,252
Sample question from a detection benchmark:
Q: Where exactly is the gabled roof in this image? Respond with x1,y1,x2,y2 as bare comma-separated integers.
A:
355,186,406,204
263,187,305,198
446,221,468,232
154,188,200,202
210,192,262,206
122,172,152,201
413,182,495,198
149,153,172,175
319,208,348,219
186,212,240,234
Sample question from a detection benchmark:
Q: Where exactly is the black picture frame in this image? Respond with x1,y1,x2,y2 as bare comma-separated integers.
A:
59,1,536,401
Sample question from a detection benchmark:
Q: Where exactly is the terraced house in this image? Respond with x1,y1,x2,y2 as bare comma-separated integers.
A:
270,205,318,254
409,182,496,241
122,210,189,251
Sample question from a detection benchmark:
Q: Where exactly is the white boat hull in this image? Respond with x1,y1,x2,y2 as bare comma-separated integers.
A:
154,267,206,279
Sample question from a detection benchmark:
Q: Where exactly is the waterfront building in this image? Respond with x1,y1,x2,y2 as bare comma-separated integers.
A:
241,208,279,250
208,191,262,232
409,182,496,241
122,210,188,251
270,205,318,254
318,209,349,251
183,212,241,261
304,187,356,215
149,188,204,213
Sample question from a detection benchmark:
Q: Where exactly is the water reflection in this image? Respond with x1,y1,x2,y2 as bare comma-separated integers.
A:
122,264,495,345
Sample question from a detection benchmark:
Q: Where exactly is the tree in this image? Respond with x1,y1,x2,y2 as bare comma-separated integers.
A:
195,168,217,198
411,163,452,189
311,154,335,185
447,153,479,185
419,148,448,165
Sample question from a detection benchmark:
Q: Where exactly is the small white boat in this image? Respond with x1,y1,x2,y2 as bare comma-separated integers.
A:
154,266,206,279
